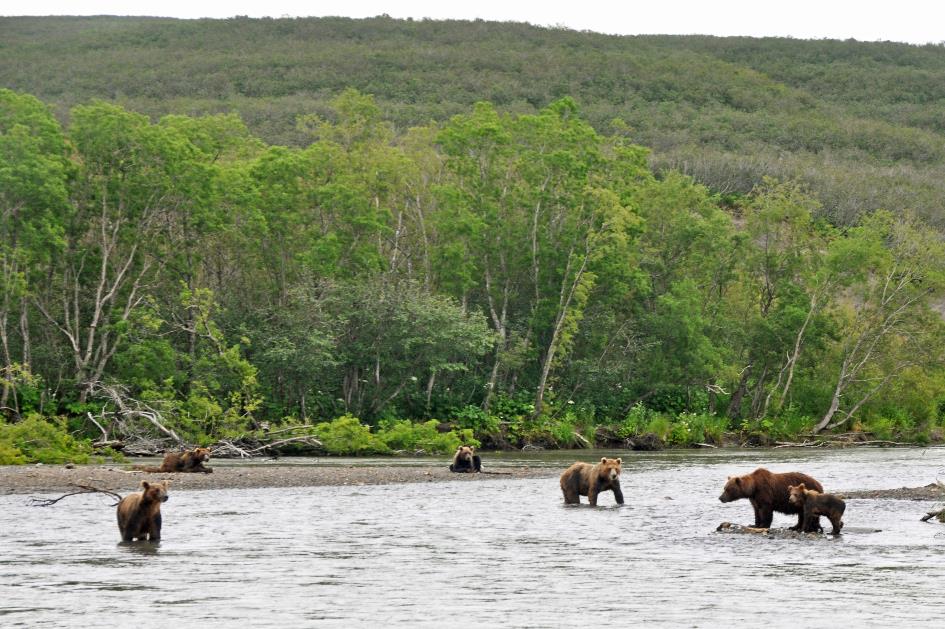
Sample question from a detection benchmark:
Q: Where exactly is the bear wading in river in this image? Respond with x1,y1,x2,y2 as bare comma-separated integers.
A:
449,445,482,473
789,483,845,535
560,457,624,506
140,447,213,473
719,467,823,530
116,480,169,542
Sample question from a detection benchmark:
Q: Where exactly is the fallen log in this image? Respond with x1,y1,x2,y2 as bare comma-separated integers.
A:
715,522,826,539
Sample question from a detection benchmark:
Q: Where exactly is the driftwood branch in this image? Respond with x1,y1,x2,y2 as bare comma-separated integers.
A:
29,483,123,507
920,509,945,523
210,434,321,458
89,382,182,445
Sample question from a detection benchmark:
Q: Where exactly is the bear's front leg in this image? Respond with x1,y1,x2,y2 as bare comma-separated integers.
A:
757,505,774,528
587,483,599,507
750,500,764,527
611,480,624,505
148,513,162,541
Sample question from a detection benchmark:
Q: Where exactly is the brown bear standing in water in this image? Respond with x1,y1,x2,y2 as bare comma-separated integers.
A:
719,467,823,530
140,447,213,473
560,457,624,506
449,445,482,473
788,483,846,535
116,480,169,542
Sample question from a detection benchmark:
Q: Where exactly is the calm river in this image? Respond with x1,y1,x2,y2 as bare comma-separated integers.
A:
2,447,945,627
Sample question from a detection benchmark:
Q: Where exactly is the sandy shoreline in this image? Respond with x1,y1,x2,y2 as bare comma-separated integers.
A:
2,460,942,501
0,462,559,496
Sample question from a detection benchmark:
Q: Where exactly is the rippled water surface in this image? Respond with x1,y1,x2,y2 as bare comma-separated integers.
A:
3,448,945,627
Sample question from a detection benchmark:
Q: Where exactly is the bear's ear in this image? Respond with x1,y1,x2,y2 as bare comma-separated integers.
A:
616,458,622,464
600,457,607,463
734,477,741,486
797,483,805,490
788,484,796,491
141,481,150,490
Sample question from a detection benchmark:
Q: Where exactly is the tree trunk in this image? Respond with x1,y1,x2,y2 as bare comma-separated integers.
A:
726,366,752,420
534,244,591,417
425,371,436,415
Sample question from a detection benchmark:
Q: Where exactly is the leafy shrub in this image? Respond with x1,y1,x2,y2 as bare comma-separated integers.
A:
669,412,729,446
0,414,93,464
452,405,500,434
645,414,672,441
378,419,477,454
618,402,650,438
314,415,390,455
0,440,26,465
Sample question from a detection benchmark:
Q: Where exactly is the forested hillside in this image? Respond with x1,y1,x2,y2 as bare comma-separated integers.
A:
2,17,945,460
4,16,945,225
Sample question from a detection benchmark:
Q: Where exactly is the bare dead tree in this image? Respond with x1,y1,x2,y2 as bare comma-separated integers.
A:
87,382,182,445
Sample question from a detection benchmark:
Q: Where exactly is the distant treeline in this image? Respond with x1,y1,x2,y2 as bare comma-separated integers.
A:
4,16,945,226
2,86,944,456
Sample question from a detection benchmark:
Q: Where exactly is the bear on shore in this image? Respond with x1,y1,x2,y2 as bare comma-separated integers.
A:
560,457,624,506
140,447,213,473
719,467,823,530
788,483,846,535
116,480,169,542
449,445,482,473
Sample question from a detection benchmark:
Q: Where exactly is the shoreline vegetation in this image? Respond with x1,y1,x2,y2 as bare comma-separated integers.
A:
4,18,945,468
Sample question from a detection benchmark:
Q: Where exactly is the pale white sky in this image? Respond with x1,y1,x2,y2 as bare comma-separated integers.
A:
3,0,945,45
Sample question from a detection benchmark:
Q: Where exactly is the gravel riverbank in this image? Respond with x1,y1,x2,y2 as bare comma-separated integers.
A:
0,461,558,495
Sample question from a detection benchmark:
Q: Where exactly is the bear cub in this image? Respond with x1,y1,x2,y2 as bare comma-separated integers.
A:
116,480,170,542
560,457,624,506
788,483,845,535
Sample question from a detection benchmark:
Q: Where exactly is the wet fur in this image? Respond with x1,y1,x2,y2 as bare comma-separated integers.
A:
449,445,482,473
559,457,624,506
116,480,169,542
719,468,823,530
789,483,845,535
141,447,213,473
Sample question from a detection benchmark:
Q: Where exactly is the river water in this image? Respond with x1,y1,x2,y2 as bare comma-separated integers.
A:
2,447,945,627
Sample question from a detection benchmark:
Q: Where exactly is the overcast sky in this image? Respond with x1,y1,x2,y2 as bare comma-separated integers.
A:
3,0,945,45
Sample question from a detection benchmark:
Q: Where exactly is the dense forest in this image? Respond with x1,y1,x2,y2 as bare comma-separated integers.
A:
5,16,945,226
2,16,945,461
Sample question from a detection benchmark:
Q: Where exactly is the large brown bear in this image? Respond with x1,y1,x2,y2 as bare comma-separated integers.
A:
449,445,482,473
788,483,846,535
140,447,213,473
116,480,169,542
560,457,624,506
719,467,823,530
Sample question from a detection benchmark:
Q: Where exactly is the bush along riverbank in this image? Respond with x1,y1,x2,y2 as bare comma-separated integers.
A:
2,409,940,465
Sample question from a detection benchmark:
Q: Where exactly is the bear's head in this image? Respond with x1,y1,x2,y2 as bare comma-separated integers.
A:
455,445,475,463
141,480,170,503
787,483,808,507
597,457,621,481
192,447,211,462
719,474,755,502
